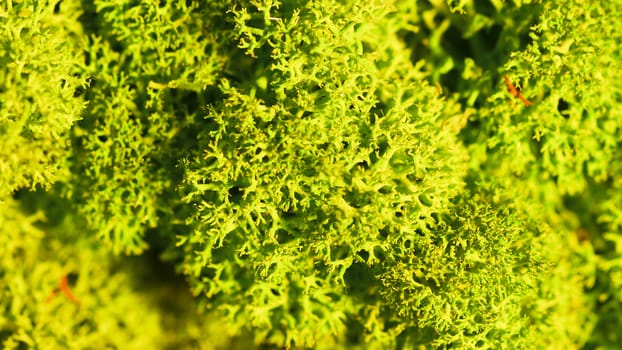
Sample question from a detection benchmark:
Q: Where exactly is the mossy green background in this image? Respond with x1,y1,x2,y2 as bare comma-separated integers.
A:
1,0,621,348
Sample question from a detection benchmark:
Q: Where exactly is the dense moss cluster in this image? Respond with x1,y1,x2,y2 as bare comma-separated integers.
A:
1,0,621,348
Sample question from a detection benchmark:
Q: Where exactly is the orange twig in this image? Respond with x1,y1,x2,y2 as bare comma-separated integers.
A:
518,94,532,106
45,274,80,305
504,75,532,106
504,75,520,97
59,275,80,305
